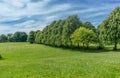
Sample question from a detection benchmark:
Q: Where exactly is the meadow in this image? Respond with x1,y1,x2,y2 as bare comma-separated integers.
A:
0,43,120,78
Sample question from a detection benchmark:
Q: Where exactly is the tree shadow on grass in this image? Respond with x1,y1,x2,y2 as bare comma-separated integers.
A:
60,47,109,53
57,46,120,53
0,56,4,60
41,44,120,53
69,47,120,53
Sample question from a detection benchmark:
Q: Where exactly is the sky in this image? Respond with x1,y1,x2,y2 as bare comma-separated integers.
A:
0,0,120,34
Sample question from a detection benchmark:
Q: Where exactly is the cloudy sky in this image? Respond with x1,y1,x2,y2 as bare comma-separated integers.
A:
0,0,119,34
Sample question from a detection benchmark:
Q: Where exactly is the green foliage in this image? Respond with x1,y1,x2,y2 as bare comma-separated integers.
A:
41,20,64,46
6,32,27,42
0,34,8,42
35,30,42,44
99,7,120,50
34,15,84,47
62,15,82,47
13,32,27,42
71,27,97,48
84,21,96,32
27,31,35,44
7,33,14,42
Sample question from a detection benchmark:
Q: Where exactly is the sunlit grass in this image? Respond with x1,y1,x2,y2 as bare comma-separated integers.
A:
0,42,120,78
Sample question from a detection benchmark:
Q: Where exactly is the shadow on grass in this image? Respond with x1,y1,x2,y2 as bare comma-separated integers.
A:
0,55,4,60
42,44,120,53
60,47,111,53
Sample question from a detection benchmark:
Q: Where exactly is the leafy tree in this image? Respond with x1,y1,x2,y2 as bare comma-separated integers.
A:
35,30,42,44
7,33,14,42
62,15,82,47
39,20,65,47
0,34,8,42
20,32,28,42
13,32,27,42
71,27,97,48
27,31,35,44
49,20,64,47
99,7,120,50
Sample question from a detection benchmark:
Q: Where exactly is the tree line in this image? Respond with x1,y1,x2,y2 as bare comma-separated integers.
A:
0,32,27,42
28,7,120,50
27,15,97,49
0,7,119,50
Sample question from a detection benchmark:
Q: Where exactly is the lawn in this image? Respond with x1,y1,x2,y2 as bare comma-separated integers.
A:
0,42,120,78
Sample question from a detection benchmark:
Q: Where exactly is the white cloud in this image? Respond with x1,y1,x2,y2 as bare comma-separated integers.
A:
0,0,72,34
0,0,71,22
0,0,119,34
45,15,58,21
84,12,109,19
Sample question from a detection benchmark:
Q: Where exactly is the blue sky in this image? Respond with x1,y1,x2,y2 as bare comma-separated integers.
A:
0,0,119,34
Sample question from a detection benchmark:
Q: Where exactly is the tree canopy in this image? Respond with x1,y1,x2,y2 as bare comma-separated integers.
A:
98,7,120,50
13,32,27,42
71,27,97,48
27,31,35,44
0,34,8,42
32,15,97,48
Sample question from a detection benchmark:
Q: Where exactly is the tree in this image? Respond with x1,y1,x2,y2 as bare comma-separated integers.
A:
12,32,27,42
20,32,28,42
71,27,97,48
7,33,14,42
48,20,64,47
35,30,42,44
99,7,120,50
27,31,35,44
62,15,82,47
0,34,8,42
37,20,64,46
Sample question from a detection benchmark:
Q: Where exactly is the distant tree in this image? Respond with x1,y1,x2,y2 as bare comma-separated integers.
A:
27,31,35,44
71,27,97,48
98,7,120,50
19,32,28,42
0,34,8,42
7,33,14,42
13,32,27,42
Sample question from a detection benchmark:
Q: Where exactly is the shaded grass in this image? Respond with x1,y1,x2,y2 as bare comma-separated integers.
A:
0,43,120,78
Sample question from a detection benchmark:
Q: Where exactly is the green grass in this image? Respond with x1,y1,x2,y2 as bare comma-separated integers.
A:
0,43,120,78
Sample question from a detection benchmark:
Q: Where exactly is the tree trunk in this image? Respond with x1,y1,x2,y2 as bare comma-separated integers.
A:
86,43,89,49
83,43,84,49
113,23,118,51
113,41,117,50
77,43,79,48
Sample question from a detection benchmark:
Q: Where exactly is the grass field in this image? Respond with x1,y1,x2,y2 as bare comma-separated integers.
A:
0,43,120,78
